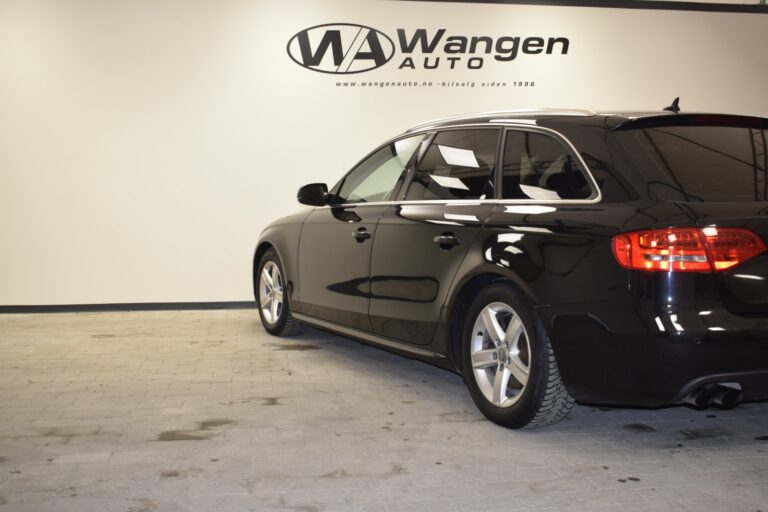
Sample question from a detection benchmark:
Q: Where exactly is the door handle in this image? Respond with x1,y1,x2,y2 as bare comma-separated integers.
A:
433,233,461,250
352,228,371,242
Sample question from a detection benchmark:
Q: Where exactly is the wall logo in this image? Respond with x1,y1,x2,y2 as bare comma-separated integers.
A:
287,23,395,74
288,24,570,74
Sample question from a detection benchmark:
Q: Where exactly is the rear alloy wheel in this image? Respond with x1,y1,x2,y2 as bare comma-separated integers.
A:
470,302,531,408
462,283,574,428
256,249,304,336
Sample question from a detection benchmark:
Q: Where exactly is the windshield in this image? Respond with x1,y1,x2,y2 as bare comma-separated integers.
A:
615,123,768,202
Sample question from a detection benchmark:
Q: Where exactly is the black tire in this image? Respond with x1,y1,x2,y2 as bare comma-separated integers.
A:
255,248,305,336
461,283,574,429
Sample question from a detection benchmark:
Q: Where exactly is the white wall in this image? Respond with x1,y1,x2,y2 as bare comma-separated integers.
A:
0,0,766,305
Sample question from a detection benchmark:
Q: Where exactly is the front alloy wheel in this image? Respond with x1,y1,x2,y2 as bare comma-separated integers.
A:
255,248,304,336
259,261,284,325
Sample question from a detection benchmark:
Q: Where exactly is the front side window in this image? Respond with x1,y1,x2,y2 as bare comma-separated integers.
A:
337,135,424,204
502,130,594,200
404,129,499,201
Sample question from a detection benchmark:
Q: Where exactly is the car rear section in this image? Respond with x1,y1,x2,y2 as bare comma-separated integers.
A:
542,113,768,408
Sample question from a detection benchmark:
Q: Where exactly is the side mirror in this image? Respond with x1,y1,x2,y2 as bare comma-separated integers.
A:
297,183,329,206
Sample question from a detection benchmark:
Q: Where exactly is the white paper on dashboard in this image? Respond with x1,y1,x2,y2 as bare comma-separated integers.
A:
519,184,561,200
438,145,479,168
431,174,469,190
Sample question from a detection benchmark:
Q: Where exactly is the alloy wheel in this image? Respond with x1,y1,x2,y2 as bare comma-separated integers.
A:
469,302,531,408
259,261,284,325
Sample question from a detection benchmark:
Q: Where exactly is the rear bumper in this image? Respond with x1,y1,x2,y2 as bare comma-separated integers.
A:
540,301,768,407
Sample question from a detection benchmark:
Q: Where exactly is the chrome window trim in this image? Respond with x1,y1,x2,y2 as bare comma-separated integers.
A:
320,122,602,209
316,197,600,209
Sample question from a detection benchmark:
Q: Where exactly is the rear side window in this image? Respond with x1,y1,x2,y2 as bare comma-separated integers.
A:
502,130,594,200
404,129,498,201
615,125,768,202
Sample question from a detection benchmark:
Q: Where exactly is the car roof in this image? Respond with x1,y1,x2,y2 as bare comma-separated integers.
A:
404,109,768,133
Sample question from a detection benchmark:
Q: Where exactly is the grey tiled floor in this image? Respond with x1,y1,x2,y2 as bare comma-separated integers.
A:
0,310,767,512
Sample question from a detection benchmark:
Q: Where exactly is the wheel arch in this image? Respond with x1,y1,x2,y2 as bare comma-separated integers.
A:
252,240,291,300
251,240,279,300
445,267,540,374
253,220,303,309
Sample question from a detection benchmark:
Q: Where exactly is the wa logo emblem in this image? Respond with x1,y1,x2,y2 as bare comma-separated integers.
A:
287,23,395,74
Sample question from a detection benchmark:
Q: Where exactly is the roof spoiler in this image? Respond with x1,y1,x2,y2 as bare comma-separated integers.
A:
610,113,768,131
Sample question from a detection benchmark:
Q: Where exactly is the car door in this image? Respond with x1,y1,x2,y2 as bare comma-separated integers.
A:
296,134,426,332
369,128,500,345
480,126,606,308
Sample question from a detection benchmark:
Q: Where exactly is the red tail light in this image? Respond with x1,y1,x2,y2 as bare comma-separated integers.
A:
612,227,767,272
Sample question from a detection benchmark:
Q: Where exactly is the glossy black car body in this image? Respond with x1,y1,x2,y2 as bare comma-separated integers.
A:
254,109,768,412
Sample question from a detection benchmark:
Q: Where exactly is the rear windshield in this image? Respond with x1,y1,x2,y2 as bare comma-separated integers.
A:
615,124,768,202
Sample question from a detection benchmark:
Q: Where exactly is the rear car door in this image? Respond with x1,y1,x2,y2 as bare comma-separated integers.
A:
296,134,425,331
369,128,500,345
482,126,607,306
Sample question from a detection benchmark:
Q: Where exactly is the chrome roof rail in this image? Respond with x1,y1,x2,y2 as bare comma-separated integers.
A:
405,108,596,132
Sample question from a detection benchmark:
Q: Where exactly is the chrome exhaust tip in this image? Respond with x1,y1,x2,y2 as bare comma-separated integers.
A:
683,387,715,409
711,384,742,409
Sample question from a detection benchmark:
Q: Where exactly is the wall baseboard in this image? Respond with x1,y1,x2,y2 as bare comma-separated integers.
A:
0,301,257,314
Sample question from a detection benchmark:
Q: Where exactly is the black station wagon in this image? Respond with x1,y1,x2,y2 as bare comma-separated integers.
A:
253,107,768,428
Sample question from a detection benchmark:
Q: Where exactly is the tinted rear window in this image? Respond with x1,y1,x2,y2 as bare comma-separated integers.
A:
615,125,768,202
502,130,595,200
